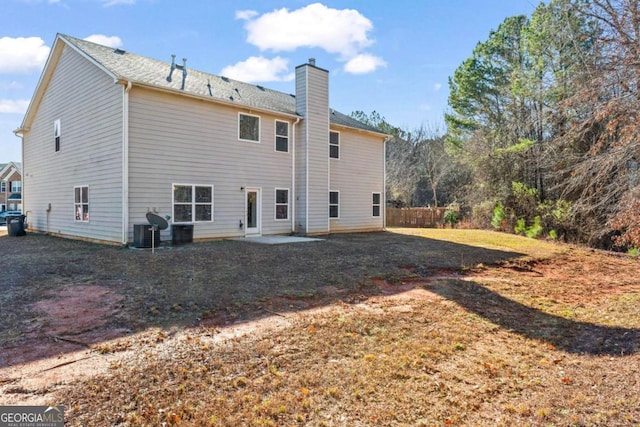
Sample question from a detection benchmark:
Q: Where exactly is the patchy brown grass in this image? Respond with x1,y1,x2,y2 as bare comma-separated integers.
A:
1,228,639,426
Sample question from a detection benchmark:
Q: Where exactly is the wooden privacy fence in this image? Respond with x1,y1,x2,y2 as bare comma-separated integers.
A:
386,207,455,228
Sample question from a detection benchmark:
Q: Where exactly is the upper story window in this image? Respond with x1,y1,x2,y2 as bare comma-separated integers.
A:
372,192,381,217
275,120,289,152
74,186,89,222
173,184,214,223
329,131,340,159
54,119,61,152
10,181,22,193
0,181,5,193
239,113,260,142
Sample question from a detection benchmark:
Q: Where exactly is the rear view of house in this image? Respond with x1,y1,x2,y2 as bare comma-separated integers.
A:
16,34,387,244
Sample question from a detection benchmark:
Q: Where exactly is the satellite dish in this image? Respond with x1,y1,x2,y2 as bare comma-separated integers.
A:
146,212,169,230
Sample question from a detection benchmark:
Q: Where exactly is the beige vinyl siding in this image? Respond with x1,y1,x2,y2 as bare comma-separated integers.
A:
295,64,329,235
127,87,293,241
22,45,123,242
329,128,385,232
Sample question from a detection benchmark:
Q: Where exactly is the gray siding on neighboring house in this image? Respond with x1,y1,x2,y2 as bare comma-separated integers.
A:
127,87,293,242
329,128,385,232
23,45,123,242
295,63,329,235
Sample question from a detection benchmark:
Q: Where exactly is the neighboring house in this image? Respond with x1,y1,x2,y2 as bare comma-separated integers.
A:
15,34,387,244
0,161,22,212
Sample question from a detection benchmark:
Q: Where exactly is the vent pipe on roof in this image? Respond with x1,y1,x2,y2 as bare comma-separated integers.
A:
166,54,176,82
180,58,187,91
166,55,187,90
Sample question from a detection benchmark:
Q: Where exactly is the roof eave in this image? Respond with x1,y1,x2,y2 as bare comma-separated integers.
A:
330,122,389,139
119,78,302,120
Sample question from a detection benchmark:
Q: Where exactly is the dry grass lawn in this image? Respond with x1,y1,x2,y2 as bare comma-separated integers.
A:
1,228,638,426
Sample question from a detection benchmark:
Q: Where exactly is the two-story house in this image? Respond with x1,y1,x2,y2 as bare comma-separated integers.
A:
0,161,22,212
15,34,387,245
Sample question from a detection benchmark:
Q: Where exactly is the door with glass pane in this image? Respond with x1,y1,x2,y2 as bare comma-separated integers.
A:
245,188,261,235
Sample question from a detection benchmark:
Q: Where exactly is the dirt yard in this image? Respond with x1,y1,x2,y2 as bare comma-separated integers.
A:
0,228,638,426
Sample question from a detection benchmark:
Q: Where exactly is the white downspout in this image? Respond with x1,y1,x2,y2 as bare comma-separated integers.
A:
291,116,301,233
383,136,390,230
122,80,132,245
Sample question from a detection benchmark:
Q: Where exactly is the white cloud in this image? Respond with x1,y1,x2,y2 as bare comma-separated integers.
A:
0,37,50,74
0,99,30,114
344,53,386,74
242,3,374,59
84,34,123,48
102,0,134,6
236,9,258,20
220,56,294,83
433,83,442,91
0,81,24,90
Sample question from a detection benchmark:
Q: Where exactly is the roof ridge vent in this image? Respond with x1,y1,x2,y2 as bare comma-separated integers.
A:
113,48,126,55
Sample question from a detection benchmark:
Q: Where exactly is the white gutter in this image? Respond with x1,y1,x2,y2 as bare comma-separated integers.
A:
122,80,132,244
291,116,301,233
118,79,300,121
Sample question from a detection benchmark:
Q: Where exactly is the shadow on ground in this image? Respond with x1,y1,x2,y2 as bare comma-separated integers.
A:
426,278,640,356
0,231,523,367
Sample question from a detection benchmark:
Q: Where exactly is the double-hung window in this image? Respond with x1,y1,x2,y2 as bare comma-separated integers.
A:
173,184,213,223
275,188,289,220
10,181,21,193
239,113,260,142
74,186,89,222
0,182,5,193
372,193,381,217
329,191,339,218
54,119,61,152
329,131,340,159
275,120,289,152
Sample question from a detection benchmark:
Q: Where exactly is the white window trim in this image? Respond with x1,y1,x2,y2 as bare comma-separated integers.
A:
10,181,22,193
329,190,340,219
172,183,215,224
54,119,61,152
329,130,340,160
74,185,89,223
238,112,261,143
274,188,289,221
275,120,289,153
0,182,5,193
372,192,382,217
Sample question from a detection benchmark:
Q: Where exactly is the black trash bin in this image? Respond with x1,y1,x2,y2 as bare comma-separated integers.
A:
172,224,193,245
7,215,26,237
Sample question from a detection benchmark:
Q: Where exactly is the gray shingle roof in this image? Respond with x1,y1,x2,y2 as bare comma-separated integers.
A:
61,34,384,135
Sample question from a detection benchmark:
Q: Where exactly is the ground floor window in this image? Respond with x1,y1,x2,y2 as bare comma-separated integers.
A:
275,188,289,220
74,186,89,221
372,192,381,217
329,191,339,218
173,184,213,223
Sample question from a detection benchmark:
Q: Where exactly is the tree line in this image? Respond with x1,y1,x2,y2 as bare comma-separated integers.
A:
354,0,640,251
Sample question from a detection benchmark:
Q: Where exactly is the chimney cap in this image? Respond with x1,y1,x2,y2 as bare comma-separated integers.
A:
309,58,316,66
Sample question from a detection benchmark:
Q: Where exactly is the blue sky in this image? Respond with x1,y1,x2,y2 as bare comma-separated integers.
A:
0,0,538,163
